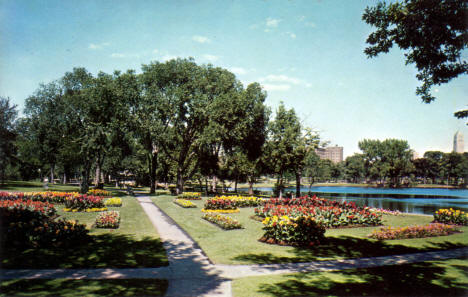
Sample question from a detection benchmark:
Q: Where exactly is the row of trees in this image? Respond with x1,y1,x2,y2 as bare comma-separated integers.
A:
306,144,468,188
2,58,466,195
1,58,326,196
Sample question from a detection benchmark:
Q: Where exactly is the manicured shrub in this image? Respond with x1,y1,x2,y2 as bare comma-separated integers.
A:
95,211,120,229
177,192,202,200
202,213,242,230
260,215,325,246
174,199,197,208
104,197,122,207
369,223,461,240
433,208,468,226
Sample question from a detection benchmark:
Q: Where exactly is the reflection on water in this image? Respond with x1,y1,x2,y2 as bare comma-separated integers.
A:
317,194,468,215
234,186,468,215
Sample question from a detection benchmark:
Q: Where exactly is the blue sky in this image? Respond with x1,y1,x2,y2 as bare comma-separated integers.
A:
1,0,467,157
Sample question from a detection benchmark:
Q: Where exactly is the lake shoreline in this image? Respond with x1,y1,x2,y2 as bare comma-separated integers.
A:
235,183,465,190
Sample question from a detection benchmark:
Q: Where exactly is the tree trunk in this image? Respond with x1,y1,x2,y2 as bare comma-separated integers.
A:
198,178,203,194
94,158,102,186
80,163,91,194
211,175,218,193
50,165,55,184
234,178,238,193
62,173,67,184
176,168,184,195
148,152,157,194
295,169,302,198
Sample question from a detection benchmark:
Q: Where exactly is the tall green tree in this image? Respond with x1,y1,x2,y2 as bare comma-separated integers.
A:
141,58,246,194
24,82,67,183
266,102,303,198
344,154,365,183
424,151,445,183
0,97,18,184
359,139,413,187
363,0,467,116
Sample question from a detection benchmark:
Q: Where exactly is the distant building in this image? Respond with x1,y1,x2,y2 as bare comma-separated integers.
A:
412,151,420,160
315,146,343,163
453,131,464,153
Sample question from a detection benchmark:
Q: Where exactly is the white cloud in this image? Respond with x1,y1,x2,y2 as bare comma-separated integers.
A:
260,74,302,85
192,35,211,43
259,74,312,91
88,42,110,50
229,67,247,75
152,49,159,54
266,17,281,28
110,53,126,58
202,54,219,62
297,15,316,28
263,84,291,91
286,32,296,39
162,54,179,61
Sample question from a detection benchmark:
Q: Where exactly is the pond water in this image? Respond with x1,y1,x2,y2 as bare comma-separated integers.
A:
235,186,468,215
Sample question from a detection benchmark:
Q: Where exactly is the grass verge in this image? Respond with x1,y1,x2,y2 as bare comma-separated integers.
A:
232,258,468,296
0,279,168,297
1,196,168,269
151,195,467,265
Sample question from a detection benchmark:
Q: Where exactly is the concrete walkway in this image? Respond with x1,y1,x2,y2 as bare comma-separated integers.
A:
1,196,467,297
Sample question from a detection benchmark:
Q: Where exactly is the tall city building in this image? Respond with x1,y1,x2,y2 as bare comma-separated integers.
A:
453,131,464,153
315,146,343,163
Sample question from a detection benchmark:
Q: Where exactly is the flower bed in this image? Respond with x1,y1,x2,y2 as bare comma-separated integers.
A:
201,208,240,214
369,223,461,240
215,195,263,207
88,189,111,197
433,208,468,226
260,215,325,246
95,211,120,228
177,192,202,200
0,199,57,223
255,196,382,228
174,199,197,208
64,195,105,211
204,198,238,210
1,199,88,247
370,208,402,216
0,191,79,204
64,207,108,212
202,213,242,230
104,198,122,207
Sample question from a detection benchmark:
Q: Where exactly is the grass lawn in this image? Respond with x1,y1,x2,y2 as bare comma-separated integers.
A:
232,258,468,296
1,195,168,269
0,279,168,297
151,195,468,265
0,180,80,192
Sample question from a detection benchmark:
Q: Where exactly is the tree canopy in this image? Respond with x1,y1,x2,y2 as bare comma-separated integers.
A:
363,0,467,115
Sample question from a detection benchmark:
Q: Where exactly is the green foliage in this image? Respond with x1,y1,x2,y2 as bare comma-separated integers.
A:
363,0,467,105
358,138,413,186
413,151,468,185
0,97,18,183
